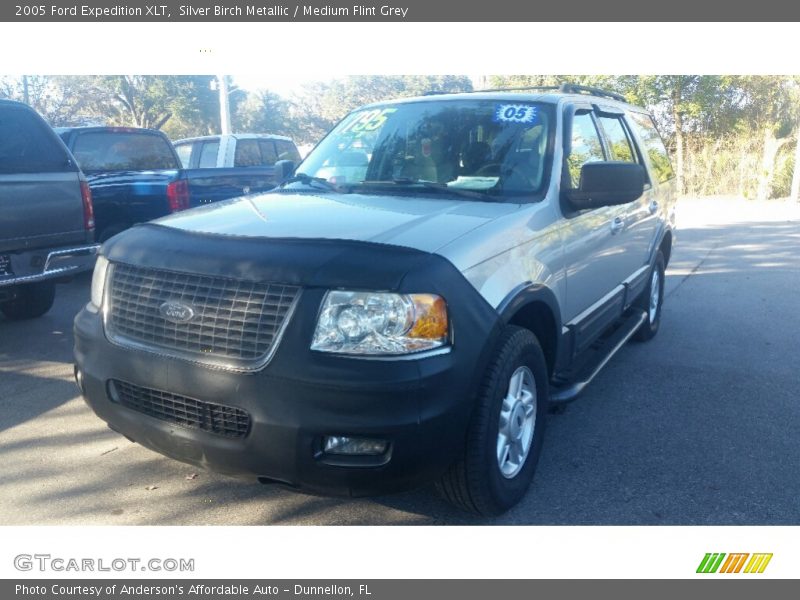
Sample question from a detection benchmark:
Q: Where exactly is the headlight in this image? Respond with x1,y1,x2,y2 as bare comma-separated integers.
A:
90,255,109,309
311,291,449,355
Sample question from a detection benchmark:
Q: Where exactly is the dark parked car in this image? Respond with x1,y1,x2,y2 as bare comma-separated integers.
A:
0,100,97,320
57,127,279,242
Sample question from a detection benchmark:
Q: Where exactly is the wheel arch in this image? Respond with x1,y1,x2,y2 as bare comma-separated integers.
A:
497,283,563,378
659,228,673,267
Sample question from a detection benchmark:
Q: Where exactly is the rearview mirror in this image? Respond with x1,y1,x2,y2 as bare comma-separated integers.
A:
564,162,645,211
274,159,296,184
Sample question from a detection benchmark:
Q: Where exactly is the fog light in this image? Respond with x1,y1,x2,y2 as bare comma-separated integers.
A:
323,436,388,456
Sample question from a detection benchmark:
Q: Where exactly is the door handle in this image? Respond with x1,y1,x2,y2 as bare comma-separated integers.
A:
610,216,625,234
648,199,659,214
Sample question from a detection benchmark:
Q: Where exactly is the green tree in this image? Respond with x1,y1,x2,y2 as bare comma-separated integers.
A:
88,75,221,135
289,75,473,144
730,76,799,199
0,75,101,126
233,89,294,137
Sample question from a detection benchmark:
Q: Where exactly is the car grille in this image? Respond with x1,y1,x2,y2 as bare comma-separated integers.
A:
106,263,299,369
109,379,251,438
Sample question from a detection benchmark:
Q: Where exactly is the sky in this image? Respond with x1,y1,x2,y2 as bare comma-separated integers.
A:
230,73,481,97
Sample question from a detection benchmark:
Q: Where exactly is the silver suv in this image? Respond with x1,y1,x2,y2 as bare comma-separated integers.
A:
74,85,676,515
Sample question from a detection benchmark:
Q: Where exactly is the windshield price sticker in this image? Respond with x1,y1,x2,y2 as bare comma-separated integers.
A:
494,104,539,124
338,108,398,137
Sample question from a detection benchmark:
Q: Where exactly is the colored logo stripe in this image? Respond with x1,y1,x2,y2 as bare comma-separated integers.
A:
697,553,726,573
744,553,773,574
719,553,749,573
697,553,773,574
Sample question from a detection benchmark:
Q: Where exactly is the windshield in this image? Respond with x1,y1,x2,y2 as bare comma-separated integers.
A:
71,131,179,172
298,100,554,200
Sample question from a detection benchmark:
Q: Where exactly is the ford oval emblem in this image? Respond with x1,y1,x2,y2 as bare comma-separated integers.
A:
159,301,195,324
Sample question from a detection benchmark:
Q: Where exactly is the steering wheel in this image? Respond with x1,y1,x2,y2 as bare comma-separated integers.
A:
475,163,502,177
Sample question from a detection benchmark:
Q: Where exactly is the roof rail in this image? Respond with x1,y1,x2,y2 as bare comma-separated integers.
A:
422,83,628,103
471,85,561,94
556,83,627,102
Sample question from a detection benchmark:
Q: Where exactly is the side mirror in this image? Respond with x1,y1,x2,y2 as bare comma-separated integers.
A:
274,159,296,184
564,162,645,211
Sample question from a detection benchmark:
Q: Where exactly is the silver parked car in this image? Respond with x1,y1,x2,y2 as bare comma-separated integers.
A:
75,85,676,514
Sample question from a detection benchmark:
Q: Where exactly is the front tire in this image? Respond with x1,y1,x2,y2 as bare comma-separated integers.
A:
437,326,549,516
0,281,56,320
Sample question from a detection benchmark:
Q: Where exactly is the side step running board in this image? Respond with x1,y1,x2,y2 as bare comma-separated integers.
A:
549,309,647,403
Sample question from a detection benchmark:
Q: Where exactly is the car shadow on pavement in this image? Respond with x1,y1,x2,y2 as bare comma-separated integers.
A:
0,371,81,434
2,217,799,525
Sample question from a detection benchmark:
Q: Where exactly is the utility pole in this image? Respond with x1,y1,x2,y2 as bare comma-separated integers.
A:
792,123,800,201
217,75,232,135
22,75,29,105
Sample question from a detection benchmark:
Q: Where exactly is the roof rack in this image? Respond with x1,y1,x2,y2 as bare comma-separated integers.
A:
443,82,627,103
556,83,627,103
471,85,560,94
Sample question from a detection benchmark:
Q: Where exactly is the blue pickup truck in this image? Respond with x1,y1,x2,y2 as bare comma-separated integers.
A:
57,127,280,242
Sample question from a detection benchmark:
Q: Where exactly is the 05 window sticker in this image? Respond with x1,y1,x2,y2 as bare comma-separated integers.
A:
494,104,539,124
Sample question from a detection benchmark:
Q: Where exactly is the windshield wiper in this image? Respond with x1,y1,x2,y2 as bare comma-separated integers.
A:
279,173,346,193
362,178,496,201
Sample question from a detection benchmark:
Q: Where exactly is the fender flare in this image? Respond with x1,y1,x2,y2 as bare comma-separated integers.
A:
496,282,568,375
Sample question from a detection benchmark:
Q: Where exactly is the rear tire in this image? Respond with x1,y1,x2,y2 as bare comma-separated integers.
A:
632,250,665,342
437,326,549,516
0,281,56,320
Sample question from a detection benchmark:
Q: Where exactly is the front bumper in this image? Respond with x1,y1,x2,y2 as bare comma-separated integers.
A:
0,244,99,288
74,305,489,496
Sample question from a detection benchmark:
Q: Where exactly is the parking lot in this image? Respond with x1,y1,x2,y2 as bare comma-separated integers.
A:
1,197,798,525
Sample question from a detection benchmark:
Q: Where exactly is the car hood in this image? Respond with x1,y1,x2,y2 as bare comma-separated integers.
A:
156,190,519,253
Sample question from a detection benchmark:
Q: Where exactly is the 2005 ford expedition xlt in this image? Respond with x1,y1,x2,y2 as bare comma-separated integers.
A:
74,85,677,515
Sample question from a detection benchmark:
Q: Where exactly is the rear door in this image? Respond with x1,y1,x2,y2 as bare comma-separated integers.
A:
627,111,677,258
594,108,653,299
0,104,84,253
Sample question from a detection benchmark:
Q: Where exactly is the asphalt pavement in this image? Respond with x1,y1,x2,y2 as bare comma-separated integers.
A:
1,198,798,525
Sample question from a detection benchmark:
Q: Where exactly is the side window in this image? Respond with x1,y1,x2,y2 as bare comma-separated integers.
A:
234,139,261,167
628,112,675,183
274,140,301,163
597,116,637,163
174,143,192,168
258,140,278,165
198,141,219,168
566,112,605,188
0,107,71,174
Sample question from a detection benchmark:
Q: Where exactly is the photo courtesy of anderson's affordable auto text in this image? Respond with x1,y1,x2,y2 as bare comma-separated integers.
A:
1,0,800,594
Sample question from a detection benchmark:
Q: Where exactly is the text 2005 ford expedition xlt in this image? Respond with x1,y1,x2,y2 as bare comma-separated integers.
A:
74,85,677,515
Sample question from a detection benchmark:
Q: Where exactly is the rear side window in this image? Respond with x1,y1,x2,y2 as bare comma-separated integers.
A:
174,143,192,168
198,141,219,168
234,139,261,167
71,132,179,172
628,112,675,183
258,140,278,165
275,140,301,162
0,107,72,174
597,115,637,163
